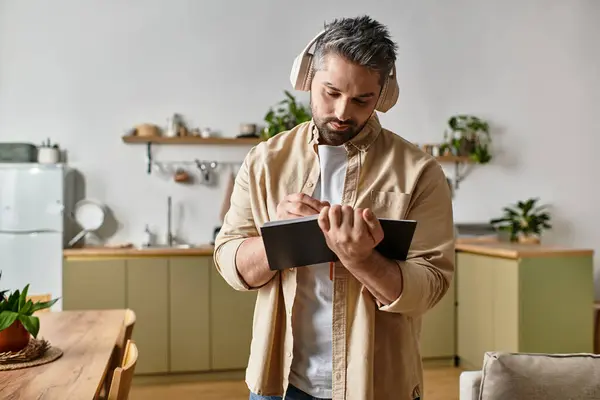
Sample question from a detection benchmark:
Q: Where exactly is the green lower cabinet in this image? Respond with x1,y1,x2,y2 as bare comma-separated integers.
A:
63,255,256,375
419,274,456,361
169,257,211,372
62,259,126,310
456,252,594,370
127,258,170,374
209,265,257,370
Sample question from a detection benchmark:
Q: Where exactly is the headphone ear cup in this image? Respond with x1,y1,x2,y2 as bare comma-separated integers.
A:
303,56,314,91
375,73,399,113
290,53,313,91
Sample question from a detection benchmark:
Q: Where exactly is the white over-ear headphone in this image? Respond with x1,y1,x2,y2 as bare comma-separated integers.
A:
289,30,399,113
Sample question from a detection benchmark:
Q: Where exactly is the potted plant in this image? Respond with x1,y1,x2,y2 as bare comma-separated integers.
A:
262,90,311,139
441,114,492,163
0,274,58,353
489,198,552,244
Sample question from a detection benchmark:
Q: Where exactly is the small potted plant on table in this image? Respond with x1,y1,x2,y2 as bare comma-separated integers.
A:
490,198,552,244
0,274,58,353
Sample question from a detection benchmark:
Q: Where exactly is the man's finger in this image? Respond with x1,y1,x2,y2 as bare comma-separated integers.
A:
363,208,384,244
290,193,327,212
329,205,342,228
353,208,368,240
287,201,320,216
318,206,331,232
341,205,354,229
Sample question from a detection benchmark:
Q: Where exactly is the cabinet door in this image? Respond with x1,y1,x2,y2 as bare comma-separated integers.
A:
127,258,169,374
210,263,257,370
420,273,456,359
490,256,519,353
169,257,210,372
63,259,126,310
456,253,495,370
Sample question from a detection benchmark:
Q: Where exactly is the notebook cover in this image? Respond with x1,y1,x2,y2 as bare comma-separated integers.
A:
260,215,417,271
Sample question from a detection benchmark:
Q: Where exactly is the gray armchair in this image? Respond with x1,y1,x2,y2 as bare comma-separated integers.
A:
459,352,600,400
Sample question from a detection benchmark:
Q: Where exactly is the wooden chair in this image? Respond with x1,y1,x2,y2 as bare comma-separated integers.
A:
116,309,136,365
26,294,52,314
594,302,600,353
103,309,136,396
106,339,138,400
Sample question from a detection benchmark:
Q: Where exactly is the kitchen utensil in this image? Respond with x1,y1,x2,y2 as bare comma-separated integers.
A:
219,170,235,222
68,200,107,247
174,168,191,183
195,160,218,185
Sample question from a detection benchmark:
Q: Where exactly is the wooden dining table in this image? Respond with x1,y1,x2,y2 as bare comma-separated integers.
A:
0,309,126,399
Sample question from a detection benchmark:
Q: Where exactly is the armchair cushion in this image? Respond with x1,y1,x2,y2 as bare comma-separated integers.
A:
459,371,482,400
480,352,600,400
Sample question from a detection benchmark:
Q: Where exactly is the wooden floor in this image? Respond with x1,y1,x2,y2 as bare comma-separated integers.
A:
130,366,463,400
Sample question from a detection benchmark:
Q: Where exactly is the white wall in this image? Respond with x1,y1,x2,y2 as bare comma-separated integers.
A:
1,1,599,295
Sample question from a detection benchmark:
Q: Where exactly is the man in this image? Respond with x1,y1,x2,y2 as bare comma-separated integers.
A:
214,15,455,400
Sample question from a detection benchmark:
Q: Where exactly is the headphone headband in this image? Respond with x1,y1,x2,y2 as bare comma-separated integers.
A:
290,30,399,113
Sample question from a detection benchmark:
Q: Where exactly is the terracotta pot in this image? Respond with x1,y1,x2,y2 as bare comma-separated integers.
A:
0,320,30,353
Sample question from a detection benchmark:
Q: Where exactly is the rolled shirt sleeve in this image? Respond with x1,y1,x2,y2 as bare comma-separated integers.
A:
213,148,261,292
378,161,455,316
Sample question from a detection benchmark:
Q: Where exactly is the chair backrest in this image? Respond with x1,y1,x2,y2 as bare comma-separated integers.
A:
26,294,52,313
116,309,136,364
107,339,138,400
102,309,137,398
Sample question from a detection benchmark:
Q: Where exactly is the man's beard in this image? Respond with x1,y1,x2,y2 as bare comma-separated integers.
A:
313,115,360,146
309,95,367,146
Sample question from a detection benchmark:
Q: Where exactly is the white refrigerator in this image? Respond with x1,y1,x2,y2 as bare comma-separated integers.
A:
0,164,74,311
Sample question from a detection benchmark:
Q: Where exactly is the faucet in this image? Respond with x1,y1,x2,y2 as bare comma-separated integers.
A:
167,196,174,246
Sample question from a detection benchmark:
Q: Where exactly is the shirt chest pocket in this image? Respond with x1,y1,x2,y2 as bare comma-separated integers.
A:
369,191,412,220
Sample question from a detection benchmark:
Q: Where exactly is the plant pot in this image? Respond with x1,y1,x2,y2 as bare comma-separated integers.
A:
458,137,476,156
0,320,30,353
517,234,541,245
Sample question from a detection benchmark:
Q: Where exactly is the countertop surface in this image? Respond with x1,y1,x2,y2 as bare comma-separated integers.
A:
455,240,594,259
63,238,594,261
63,244,215,258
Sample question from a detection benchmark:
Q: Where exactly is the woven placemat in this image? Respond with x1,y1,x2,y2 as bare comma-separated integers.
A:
0,338,63,371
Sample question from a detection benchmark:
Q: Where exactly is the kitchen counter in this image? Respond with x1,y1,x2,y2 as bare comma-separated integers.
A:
63,244,215,259
455,241,594,260
63,239,594,261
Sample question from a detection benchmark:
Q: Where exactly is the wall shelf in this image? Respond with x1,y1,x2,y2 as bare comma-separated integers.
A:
435,154,475,190
124,135,478,186
121,135,263,145
121,135,261,174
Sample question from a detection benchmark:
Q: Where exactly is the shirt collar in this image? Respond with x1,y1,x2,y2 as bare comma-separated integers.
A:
308,112,382,151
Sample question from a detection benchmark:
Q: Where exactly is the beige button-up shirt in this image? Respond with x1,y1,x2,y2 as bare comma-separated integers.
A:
214,114,455,400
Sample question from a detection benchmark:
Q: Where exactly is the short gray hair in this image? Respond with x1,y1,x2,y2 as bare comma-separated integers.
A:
313,16,397,86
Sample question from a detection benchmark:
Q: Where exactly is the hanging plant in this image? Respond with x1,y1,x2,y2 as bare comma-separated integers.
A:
441,114,492,164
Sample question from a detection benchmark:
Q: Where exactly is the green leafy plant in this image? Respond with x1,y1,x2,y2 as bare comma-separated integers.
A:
262,90,311,139
0,272,59,338
441,114,492,163
490,198,552,242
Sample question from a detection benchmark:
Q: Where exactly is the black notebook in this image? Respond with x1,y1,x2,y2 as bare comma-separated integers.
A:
260,214,417,271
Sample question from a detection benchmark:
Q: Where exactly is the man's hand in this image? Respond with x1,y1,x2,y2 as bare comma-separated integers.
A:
317,204,403,305
317,205,384,265
276,193,329,220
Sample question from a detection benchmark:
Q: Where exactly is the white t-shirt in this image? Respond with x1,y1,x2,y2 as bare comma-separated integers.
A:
289,144,348,398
